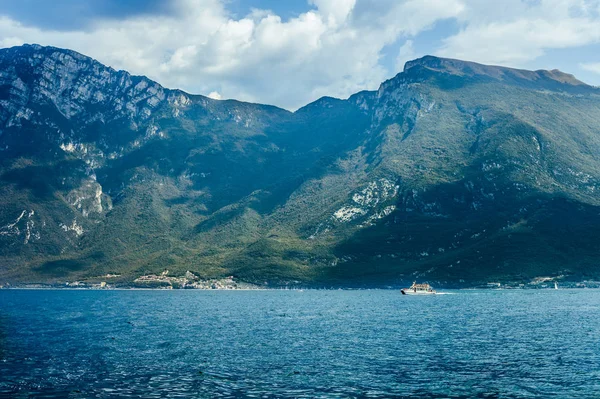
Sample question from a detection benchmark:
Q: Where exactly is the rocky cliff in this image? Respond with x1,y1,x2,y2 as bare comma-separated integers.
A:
2,44,600,287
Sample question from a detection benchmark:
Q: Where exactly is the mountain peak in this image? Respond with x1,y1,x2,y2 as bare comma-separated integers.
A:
3,45,600,287
1,43,124,77
403,55,589,88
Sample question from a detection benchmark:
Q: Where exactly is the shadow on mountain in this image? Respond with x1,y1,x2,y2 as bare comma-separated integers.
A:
326,179,600,286
34,259,86,277
1,166,57,199
1,160,87,198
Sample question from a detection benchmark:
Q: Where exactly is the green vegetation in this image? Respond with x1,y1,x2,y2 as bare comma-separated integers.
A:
1,45,600,287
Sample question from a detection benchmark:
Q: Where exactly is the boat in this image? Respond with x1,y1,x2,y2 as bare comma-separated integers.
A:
555,282,559,290
401,282,436,295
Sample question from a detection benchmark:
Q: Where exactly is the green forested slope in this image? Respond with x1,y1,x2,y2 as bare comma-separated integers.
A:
2,46,600,286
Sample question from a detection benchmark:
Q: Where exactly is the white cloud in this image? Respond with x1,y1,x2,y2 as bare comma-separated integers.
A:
309,0,356,25
437,0,600,66
395,39,416,72
207,91,222,100
580,62,600,74
0,0,463,110
4,0,600,109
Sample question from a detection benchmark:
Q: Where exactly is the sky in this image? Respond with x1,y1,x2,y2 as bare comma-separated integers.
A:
2,0,600,110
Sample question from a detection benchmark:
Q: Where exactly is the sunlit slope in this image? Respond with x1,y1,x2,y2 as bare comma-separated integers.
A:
1,46,600,286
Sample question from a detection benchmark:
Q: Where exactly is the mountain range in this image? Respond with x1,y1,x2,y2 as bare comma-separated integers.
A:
2,44,600,287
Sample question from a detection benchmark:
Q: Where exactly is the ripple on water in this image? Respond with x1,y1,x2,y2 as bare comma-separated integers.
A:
0,289,600,398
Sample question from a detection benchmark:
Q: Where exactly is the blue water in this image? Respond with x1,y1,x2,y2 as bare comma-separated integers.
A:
0,289,599,398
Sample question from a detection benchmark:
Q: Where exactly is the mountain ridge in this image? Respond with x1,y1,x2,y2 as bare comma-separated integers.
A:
402,54,592,90
2,44,600,287
5,44,593,111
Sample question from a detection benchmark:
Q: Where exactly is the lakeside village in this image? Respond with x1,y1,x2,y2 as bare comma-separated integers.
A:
0,271,263,290
1,272,600,290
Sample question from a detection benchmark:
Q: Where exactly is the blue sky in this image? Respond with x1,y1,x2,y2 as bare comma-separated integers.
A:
2,0,600,110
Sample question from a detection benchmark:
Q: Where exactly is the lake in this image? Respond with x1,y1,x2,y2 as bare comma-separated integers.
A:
1,289,599,398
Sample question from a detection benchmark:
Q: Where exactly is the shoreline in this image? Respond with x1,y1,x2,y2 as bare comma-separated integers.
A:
0,286,597,291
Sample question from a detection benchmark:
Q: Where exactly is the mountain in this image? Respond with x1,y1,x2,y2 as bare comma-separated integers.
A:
1,44,600,287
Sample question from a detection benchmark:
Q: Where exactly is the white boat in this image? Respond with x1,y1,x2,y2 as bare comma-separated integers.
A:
401,282,436,295
555,282,559,290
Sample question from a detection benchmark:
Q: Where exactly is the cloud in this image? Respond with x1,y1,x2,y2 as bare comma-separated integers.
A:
4,0,600,109
309,0,356,25
395,40,416,72
580,62,600,74
0,0,171,30
437,0,600,66
0,0,463,110
207,91,223,100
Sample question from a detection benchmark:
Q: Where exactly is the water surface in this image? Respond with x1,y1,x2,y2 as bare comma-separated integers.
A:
1,289,599,398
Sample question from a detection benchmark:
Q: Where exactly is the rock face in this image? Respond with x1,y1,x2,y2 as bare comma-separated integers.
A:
2,44,600,286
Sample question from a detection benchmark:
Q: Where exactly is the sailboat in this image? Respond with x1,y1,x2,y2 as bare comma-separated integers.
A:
555,282,559,290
